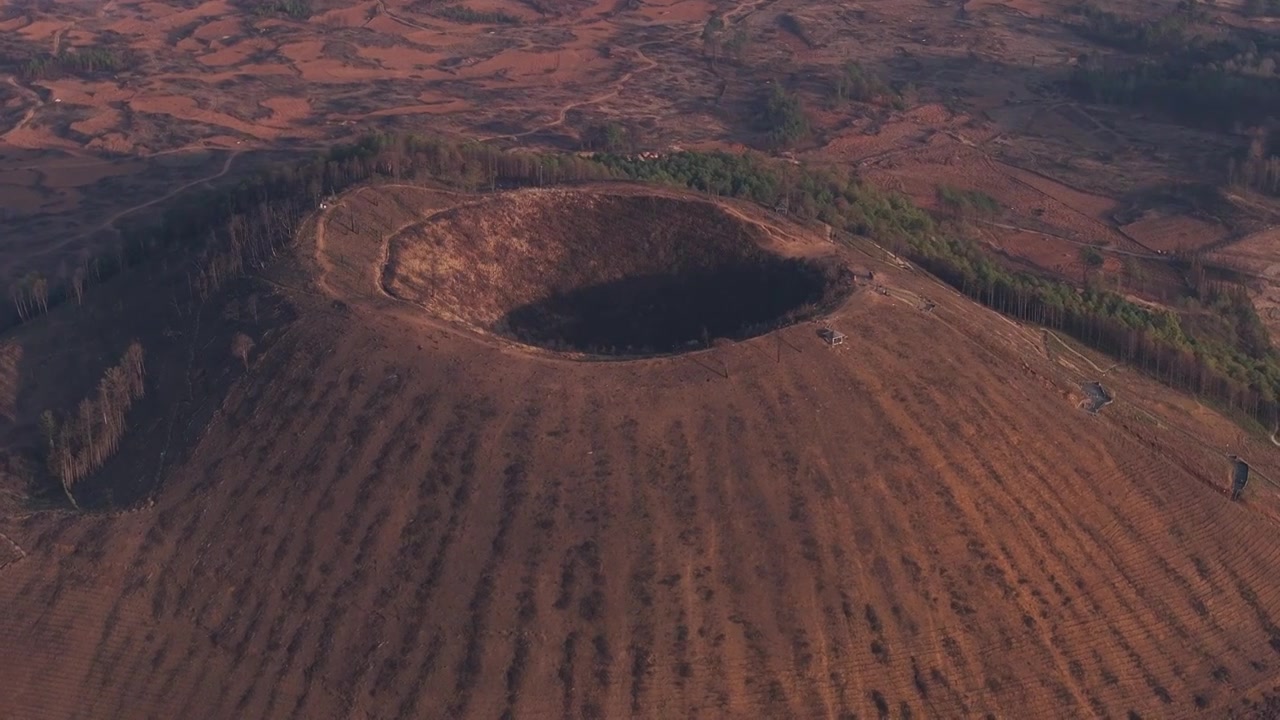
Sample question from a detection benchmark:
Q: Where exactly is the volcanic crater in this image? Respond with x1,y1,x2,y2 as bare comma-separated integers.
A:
382,189,853,355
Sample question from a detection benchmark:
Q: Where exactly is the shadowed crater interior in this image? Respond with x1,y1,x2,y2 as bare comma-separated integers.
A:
383,189,852,355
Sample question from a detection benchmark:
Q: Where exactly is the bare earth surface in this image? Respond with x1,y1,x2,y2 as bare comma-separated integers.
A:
2,185,1280,719
6,0,1280,717
1,0,1275,313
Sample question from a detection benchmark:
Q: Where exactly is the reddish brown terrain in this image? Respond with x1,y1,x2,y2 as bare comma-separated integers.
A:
4,0,1280,718
0,184,1279,718
2,0,1272,300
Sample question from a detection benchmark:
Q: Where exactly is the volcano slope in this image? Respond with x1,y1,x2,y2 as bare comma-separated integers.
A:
4,184,1280,719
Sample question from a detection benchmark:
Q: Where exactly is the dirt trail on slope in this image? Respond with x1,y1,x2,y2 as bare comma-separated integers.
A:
1,76,43,141
28,150,242,258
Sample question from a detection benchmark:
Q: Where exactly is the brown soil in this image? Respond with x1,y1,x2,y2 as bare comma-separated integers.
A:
5,0,1280,715
1,184,1279,719
0,0,1265,307
383,188,851,354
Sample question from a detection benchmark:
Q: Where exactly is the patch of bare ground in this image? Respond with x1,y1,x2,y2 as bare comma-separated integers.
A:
2,184,1280,719
381,187,851,355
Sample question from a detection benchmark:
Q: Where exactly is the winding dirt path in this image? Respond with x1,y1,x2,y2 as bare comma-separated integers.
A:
310,196,342,297
29,150,243,258
1,76,43,141
478,0,773,143
477,42,660,143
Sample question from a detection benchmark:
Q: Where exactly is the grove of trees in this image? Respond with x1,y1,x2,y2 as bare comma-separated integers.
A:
756,85,810,148
831,61,899,107
40,342,145,507
19,47,135,80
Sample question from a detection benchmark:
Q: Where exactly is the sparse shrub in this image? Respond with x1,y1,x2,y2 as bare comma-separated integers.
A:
232,332,255,369
722,27,750,63
1079,246,1105,285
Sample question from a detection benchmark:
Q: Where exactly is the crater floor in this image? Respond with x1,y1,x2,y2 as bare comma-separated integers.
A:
381,189,852,355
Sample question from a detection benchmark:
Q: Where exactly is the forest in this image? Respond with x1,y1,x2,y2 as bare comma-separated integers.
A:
11,135,1280,432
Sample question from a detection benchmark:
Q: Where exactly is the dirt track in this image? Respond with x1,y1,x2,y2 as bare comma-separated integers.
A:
1,75,42,141
30,149,245,256
3,186,1280,718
